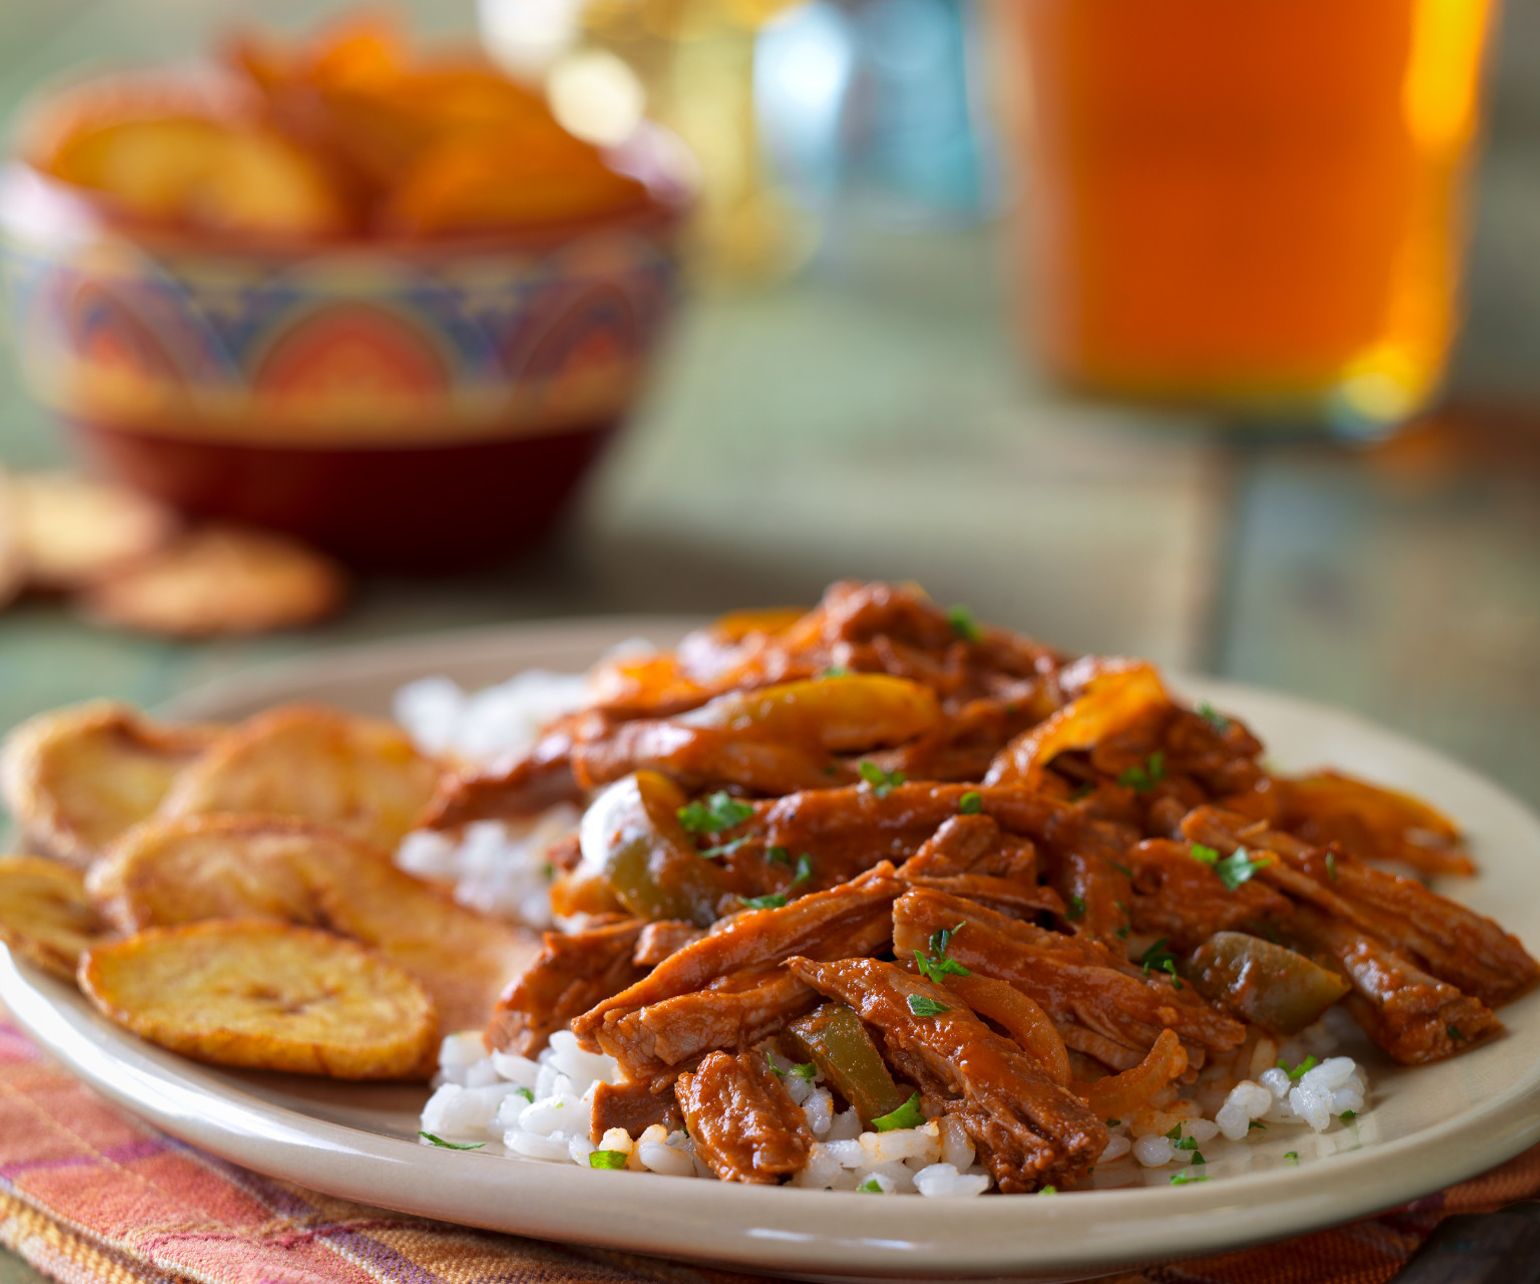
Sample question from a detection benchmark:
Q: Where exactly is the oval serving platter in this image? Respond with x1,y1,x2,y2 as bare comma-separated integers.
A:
3,618,1538,1282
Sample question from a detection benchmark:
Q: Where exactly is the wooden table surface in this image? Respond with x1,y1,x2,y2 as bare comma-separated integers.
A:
1,3,1539,1283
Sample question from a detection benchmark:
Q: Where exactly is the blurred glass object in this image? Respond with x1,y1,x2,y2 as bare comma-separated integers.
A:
991,0,1498,435
482,0,813,280
757,0,997,228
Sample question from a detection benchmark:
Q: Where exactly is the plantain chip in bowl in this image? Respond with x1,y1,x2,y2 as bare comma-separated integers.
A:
0,702,222,867
79,526,347,639
79,920,436,1079
157,706,441,852
0,855,103,979
92,813,537,1031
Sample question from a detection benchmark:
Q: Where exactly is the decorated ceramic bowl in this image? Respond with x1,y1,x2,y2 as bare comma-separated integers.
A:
0,100,693,570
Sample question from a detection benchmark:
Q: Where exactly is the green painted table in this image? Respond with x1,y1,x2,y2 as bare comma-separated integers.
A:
2,2,1539,1282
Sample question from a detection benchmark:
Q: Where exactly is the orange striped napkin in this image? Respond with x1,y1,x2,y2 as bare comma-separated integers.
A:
3,1014,1536,1284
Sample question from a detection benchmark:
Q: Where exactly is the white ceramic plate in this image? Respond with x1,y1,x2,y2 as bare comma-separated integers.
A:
4,619,1539,1283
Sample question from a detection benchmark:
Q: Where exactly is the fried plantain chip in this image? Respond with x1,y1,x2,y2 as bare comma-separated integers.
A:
157,706,441,852
79,526,346,639
0,469,23,610
79,920,435,1079
10,473,176,591
1,702,221,867
0,855,103,979
92,814,537,1031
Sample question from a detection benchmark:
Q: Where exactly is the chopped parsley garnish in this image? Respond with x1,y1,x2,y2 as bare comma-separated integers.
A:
1448,1024,1466,1042
1117,751,1166,793
1325,852,1338,881
1170,1170,1209,1185
916,922,970,980
1105,1118,1122,1128
768,847,815,889
1283,1151,1299,1164
740,893,787,911
1172,1135,1200,1152
1197,702,1231,733
821,665,851,679
872,1092,926,1132
1164,1125,1183,1141
1115,925,1131,940
1138,938,1183,988
1248,1120,1266,1133
1278,1055,1319,1082
588,1149,628,1169
541,861,555,881
419,1132,483,1150
1191,1151,1207,1165
1190,844,1220,866
857,760,906,797
1339,1110,1357,1122
698,836,749,859
512,1086,534,1103
768,1057,818,1080
1067,894,1087,921
678,791,755,834
947,604,982,642
1214,846,1270,891
857,1177,883,1193
914,947,970,983
1038,1186,1057,1196
958,790,983,815
1110,861,1134,879
906,994,949,1018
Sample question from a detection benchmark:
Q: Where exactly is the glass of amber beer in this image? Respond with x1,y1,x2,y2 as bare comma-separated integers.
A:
993,0,1497,432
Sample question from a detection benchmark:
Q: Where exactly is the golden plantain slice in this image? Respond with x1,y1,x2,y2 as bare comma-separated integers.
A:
0,468,24,610
79,526,346,639
11,472,177,590
158,706,442,853
91,814,537,1032
79,920,435,1079
1,702,222,867
0,855,103,979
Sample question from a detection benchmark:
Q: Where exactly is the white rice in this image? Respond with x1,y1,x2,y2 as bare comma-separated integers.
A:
398,667,1371,1191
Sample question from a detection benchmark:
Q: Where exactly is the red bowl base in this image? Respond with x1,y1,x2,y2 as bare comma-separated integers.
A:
67,420,619,573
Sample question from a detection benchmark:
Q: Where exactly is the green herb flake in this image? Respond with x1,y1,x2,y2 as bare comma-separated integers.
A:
1339,1110,1357,1122
419,1132,484,1150
1325,852,1338,881
1116,751,1166,793
512,1086,534,1104
1105,1119,1122,1128
1248,1120,1266,1133
1214,846,1270,892
947,604,982,642
1173,1136,1199,1152
1448,1024,1466,1042
768,1056,818,1081
1170,1170,1209,1186
791,851,814,887
872,1092,926,1132
857,760,906,798
1164,1125,1184,1141
1139,938,1183,988
541,861,555,880
914,947,970,984
1284,1151,1300,1164
857,1177,884,1193
1197,702,1231,734
1279,1055,1319,1082
1069,783,1095,802
1067,894,1087,921
677,791,755,834
958,790,984,815
698,836,748,859
740,893,787,911
906,994,949,1018
821,665,851,679
1190,844,1220,866
588,1149,629,1170
1038,1186,1058,1196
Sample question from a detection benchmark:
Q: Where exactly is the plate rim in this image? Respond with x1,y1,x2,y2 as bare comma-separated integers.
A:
5,615,1540,1278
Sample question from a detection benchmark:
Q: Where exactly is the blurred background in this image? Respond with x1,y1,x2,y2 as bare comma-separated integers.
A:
0,0,1535,806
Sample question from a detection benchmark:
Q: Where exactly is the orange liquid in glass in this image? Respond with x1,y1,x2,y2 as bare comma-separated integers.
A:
995,0,1496,426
